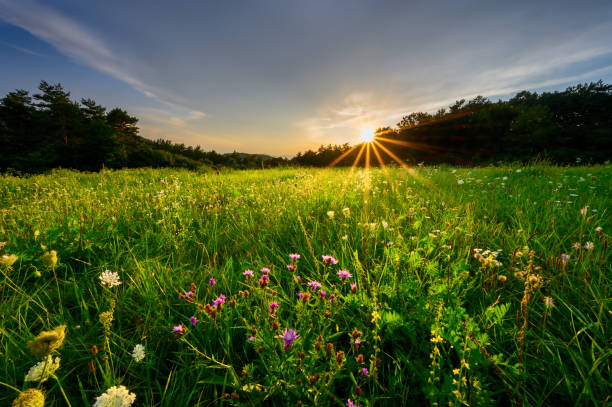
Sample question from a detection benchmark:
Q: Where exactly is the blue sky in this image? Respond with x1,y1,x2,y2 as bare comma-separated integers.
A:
1,0,611,156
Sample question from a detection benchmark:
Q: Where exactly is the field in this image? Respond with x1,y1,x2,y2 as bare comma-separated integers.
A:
0,165,610,406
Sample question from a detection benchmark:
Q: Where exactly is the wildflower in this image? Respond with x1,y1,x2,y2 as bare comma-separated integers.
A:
350,283,357,293
92,385,136,407
12,389,45,407
595,226,602,232
185,291,194,298
341,235,348,240
289,253,301,261
27,325,66,357
41,250,57,269
269,302,279,313
516,169,522,173
319,290,327,298
580,206,588,216
327,211,335,219
299,292,311,303
497,275,507,282
347,399,361,407
382,220,388,229
99,270,121,288
172,324,184,333
361,367,369,377
561,254,569,265
209,277,216,286
24,355,60,382
214,294,227,307
286,264,295,271
247,336,255,341
342,207,350,217
457,179,464,185
296,275,301,282
279,328,299,350
307,281,322,290
131,344,145,362
353,338,361,351
572,242,581,249
258,275,268,287
0,253,18,267
243,269,254,277
321,255,338,265
189,316,198,325
584,241,594,250
337,269,353,280
543,296,555,309
261,267,270,274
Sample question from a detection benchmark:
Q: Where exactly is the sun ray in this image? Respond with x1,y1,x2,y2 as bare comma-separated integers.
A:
351,143,366,171
371,142,387,173
326,144,360,168
372,140,409,169
365,142,371,171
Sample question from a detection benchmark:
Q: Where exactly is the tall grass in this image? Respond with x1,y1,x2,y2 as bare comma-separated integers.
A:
0,164,609,406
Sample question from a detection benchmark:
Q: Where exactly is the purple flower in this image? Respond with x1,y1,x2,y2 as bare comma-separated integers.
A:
214,294,226,307
350,283,357,293
319,290,327,298
298,292,304,300
243,269,254,277
286,264,296,271
247,335,255,341
322,255,338,265
269,301,279,313
189,316,198,325
209,277,216,286
261,267,270,274
347,399,361,407
361,367,369,376
185,291,194,298
296,275,301,282
172,324,184,332
337,269,353,280
307,281,322,290
261,274,269,281
289,253,301,261
279,328,299,350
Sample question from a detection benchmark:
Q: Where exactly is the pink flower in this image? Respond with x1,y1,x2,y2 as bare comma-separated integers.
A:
347,399,361,407
172,324,184,332
337,269,353,280
189,316,198,325
561,253,569,265
185,291,194,298
289,253,301,261
296,275,301,282
214,294,226,307
209,278,216,286
319,290,327,298
307,281,322,290
322,255,338,265
269,301,279,313
243,269,254,277
247,336,255,341
361,367,369,376
350,283,357,293
286,264,296,271
261,274,269,281
261,267,270,274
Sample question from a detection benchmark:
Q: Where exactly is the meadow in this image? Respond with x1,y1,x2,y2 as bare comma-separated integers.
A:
0,165,609,406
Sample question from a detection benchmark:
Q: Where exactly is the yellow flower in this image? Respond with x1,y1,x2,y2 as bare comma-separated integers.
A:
41,250,57,269
12,389,45,407
0,254,18,267
371,310,381,324
27,325,66,357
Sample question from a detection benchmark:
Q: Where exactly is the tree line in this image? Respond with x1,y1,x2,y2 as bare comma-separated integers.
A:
291,81,612,167
2,80,610,173
0,81,287,173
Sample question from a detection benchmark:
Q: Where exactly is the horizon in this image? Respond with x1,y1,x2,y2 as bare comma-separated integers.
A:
1,0,612,156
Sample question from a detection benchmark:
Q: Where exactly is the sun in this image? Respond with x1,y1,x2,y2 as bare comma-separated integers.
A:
360,128,375,143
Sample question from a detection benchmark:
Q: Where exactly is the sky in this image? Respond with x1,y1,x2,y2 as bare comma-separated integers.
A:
1,0,612,157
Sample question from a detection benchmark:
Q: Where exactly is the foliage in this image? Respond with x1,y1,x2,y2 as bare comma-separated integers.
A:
0,165,609,406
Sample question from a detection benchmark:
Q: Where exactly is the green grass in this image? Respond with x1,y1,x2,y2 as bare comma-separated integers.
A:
0,165,610,406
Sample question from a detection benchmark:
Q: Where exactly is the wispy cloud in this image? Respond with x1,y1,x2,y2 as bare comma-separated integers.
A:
0,0,203,115
0,40,44,57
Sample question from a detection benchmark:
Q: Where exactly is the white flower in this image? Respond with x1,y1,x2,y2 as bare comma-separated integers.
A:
595,226,602,232
0,253,18,267
93,386,136,407
543,296,555,309
382,221,388,229
326,211,335,219
99,270,122,288
584,241,594,250
516,169,522,173
457,179,464,185
25,355,60,382
342,207,350,217
131,344,145,362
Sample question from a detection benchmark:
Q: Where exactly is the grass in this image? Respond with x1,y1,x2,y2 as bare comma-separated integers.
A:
0,164,610,406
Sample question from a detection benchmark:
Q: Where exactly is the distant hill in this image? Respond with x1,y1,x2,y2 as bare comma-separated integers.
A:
223,152,277,161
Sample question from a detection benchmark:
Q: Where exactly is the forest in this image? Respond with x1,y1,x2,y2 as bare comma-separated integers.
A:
1,80,611,173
